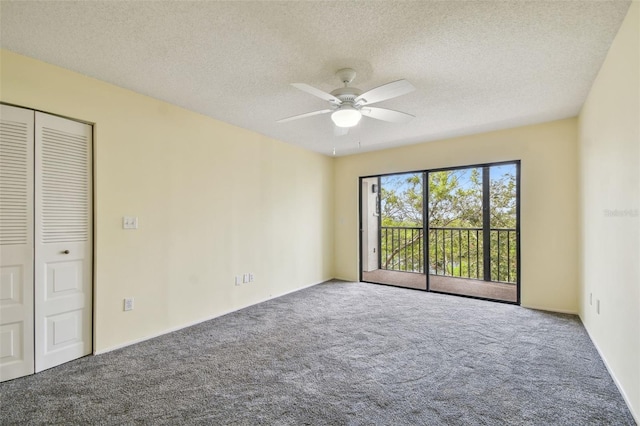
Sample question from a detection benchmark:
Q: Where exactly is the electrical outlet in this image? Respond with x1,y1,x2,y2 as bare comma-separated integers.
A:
235,276,242,286
249,272,254,282
123,216,138,230
123,298,134,311
243,273,249,283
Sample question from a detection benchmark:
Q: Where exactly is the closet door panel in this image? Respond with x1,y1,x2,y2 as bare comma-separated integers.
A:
35,112,92,372
0,105,35,382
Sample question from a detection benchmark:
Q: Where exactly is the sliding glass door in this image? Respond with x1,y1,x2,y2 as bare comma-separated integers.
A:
360,161,520,304
427,163,519,303
360,172,426,290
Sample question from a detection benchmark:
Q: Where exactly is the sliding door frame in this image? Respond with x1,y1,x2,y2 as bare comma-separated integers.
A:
359,159,521,305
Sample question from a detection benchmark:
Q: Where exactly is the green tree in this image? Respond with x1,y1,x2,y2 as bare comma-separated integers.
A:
380,173,424,270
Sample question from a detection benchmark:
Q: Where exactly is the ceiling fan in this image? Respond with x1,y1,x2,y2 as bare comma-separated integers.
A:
277,68,416,131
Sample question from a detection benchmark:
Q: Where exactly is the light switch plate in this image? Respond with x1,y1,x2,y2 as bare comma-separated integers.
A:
123,216,138,229
124,298,134,311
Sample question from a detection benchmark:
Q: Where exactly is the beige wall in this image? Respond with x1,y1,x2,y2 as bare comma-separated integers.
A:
0,50,334,352
578,1,639,420
334,119,579,313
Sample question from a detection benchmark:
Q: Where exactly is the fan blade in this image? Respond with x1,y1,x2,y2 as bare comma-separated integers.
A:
361,107,415,124
277,109,332,123
355,79,415,105
291,83,341,104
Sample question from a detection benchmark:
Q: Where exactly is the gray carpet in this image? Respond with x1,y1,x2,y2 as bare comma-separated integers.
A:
0,281,635,425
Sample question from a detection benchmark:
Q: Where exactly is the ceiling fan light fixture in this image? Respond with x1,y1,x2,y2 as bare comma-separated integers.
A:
331,106,362,128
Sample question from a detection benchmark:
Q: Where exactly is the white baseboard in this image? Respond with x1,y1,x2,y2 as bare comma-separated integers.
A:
94,279,330,355
520,304,578,315
579,315,639,424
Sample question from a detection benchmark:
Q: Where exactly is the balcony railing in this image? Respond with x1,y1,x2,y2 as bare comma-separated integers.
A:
380,226,517,284
380,226,424,273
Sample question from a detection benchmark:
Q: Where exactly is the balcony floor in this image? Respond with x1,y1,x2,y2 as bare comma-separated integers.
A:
361,269,517,303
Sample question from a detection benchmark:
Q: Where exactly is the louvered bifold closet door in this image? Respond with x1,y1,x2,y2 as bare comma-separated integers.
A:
34,112,92,372
0,105,35,382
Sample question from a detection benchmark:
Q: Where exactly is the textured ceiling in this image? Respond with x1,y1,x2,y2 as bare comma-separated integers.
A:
0,1,631,156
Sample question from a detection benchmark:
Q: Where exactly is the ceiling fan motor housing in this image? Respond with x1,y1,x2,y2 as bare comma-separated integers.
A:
330,87,363,107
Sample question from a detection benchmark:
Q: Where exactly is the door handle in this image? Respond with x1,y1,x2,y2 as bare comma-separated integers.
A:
62,250,70,254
